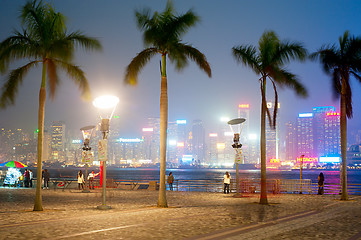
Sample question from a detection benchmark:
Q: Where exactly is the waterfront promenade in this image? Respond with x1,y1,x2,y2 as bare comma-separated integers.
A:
0,188,361,239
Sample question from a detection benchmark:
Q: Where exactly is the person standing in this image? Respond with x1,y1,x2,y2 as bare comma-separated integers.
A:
167,172,174,191
24,169,30,188
29,170,33,188
77,170,84,190
43,169,50,189
223,171,231,194
318,172,325,195
88,171,95,190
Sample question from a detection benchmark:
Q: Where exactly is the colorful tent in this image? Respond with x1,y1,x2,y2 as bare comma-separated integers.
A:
0,161,27,168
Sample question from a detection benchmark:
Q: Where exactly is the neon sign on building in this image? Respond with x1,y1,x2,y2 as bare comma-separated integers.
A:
296,157,318,163
238,104,249,109
176,120,187,125
326,112,340,116
270,158,280,163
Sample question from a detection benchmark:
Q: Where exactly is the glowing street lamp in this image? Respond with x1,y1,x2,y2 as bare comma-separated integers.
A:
227,118,246,198
93,95,119,210
80,125,95,193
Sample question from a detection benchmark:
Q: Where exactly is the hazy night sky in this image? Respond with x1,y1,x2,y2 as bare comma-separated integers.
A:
1,0,361,138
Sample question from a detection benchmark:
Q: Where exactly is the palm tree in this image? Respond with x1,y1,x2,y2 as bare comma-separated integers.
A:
0,0,102,211
125,1,211,207
310,31,361,201
232,31,307,204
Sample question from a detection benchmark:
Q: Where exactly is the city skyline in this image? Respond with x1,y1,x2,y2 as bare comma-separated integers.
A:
1,1,361,137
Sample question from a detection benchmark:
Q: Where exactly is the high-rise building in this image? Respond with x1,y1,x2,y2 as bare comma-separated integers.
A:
237,104,251,163
296,113,314,157
313,106,340,157
51,121,66,162
207,133,218,165
191,119,205,163
141,118,160,163
286,106,341,163
266,102,280,161
285,121,296,161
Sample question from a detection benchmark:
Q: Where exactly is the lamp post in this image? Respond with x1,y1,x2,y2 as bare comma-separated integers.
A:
227,118,246,198
93,95,119,210
80,125,95,193
300,154,304,194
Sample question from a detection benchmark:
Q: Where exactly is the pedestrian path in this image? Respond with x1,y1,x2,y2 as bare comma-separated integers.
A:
0,188,360,239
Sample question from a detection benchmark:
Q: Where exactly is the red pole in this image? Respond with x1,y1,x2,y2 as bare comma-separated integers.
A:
100,161,103,187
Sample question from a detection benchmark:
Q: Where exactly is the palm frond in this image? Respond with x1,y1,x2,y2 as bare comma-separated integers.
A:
310,47,339,74
269,68,308,97
174,43,211,77
232,45,261,74
125,48,159,85
55,59,91,100
0,32,40,73
331,69,341,98
46,59,59,99
258,31,279,67
350,70,361,83
275,41,307,65
0,61,38,108
168,10,199,40
135,8,153,30
64,31,102,51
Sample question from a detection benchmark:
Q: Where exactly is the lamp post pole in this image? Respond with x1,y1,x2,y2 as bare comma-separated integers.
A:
227,118,246,198
98,119,111,210
80,126,95,193
93,95,119,210
300,154,304,194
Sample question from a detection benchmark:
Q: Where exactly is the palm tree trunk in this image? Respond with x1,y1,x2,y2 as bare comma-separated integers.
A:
34,62,47,211
260,77,268,205
340,91,348,200
158,54,168,208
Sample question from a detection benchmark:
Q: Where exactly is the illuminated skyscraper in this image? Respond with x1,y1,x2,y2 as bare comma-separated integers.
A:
51,121,66,162
237,104,252,163
285,121,296,161
296,113,314,157
266,102,280,161
286,106,341,162
191,119,205,163
313,106,340,157
141,118,160,162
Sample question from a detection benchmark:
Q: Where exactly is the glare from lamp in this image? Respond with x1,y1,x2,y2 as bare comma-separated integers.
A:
93,95,119,109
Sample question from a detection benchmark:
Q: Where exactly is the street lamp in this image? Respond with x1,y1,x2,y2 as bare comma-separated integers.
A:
93,95,119,210
227,118,246,198
80,125,95,193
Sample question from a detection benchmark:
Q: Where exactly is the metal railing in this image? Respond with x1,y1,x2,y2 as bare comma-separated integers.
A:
2,178,361,195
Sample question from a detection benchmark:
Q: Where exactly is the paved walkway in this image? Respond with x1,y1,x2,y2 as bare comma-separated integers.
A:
0,188,360,239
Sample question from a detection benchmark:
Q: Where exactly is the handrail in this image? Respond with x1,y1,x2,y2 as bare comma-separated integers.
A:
4,178,361,195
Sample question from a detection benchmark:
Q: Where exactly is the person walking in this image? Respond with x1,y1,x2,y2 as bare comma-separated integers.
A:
318,172,325,195
223,171,231,194
167,172,174,191
43,169,50,189
77,170,84,190
29,170,33,188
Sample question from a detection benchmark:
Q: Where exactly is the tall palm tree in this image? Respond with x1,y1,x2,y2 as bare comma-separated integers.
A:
125,1,211,208
232,31,307,204
311,31,361,201
0,0,102,211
